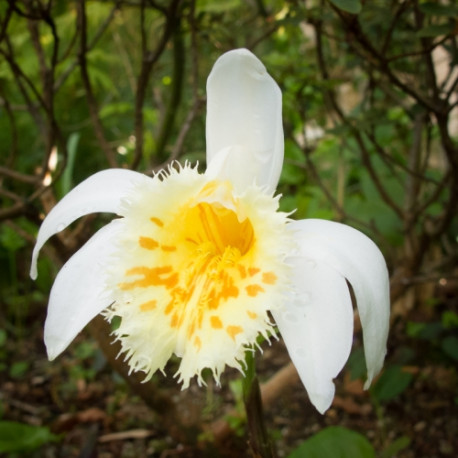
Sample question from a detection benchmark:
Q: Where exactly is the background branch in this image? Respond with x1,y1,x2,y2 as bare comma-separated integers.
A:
77,0,117,167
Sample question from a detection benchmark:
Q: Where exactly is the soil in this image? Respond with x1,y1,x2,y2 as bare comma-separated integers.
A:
1,289,457,458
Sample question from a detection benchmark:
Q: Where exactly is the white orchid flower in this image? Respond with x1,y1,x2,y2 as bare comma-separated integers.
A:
30,49,390,414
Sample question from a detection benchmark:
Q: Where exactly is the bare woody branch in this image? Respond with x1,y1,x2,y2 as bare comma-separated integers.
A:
77,0,118,167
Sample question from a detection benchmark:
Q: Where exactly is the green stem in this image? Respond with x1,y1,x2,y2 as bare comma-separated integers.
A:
242,351,277,458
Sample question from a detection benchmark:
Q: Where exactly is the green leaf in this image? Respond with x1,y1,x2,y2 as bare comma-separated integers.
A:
417,23,455,37
347,347,367,380
0,225,26,252
380,436,411,458
60,132,80,197
9,361,29,379
344,161,403,246
281,140,306,185
74,341,97,360
328,0,362,15
279,195,298,214
406,321,442,340
196,0,241,13
288,426,375,458
99,102,133,120
370,365,413,402
419,2,458,18
280,164,304,185
0,421,59,452
442,311,458,329
441,336,458,362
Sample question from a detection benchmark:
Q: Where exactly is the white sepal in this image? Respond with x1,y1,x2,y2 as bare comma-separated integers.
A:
288,219,390,390
273,258,353,413
44,219,123,360
31,169,148,279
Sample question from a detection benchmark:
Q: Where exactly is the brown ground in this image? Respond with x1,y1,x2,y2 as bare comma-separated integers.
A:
1,287,457,458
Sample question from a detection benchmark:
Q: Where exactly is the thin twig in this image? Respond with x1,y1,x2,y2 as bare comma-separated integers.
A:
153,19,185,163
54,3,119,91
132,0,182,169
0,166,40,184
77,0,117,167
314,20,404,219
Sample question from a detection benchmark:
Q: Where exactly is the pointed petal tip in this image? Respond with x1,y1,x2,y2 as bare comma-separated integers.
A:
45,336,64,361
314,397,333,415
364,346,387,389
30,265,38,281
363,378,372,391
30,246,40,279
307,381,335,414
47,350,57,362
274,259,354,415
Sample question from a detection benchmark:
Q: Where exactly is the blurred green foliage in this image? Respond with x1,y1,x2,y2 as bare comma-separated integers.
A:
0,421,60,454
288,426,375,458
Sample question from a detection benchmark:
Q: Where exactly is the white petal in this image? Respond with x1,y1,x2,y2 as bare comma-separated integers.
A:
30,169,148,279
205,145,268,196
289,219,390,389
44,219,123,360
273,258,354,413
206,48,283,194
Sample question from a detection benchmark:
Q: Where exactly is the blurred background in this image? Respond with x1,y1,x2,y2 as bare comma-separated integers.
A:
0,0,457,456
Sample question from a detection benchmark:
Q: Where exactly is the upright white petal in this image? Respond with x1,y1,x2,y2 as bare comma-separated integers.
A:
206,49,283,194
30,169,148,279
44,219,123,360
288,219,390,390
273,258,354,413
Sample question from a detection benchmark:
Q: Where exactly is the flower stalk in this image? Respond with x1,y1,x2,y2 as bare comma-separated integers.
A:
243,351,277,458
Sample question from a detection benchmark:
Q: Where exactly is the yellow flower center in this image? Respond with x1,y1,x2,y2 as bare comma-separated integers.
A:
107,166,290,387
184,201,254,258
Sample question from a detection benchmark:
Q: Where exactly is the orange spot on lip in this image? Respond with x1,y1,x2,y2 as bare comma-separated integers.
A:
120,265,178,290
207,272,239,310
194,336,202,351
237,265,247,279
248,267,260,277
140,300,157,311
161,245,176,252
164,300,174,315
246,284,264,297
187,322,196,337
150,217,164,227
247,311,257,319
227,325,243,340
210,315,223,329
262,271,277,285
139,236,159,250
